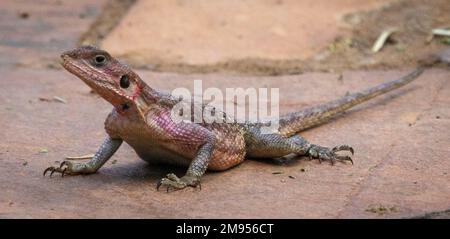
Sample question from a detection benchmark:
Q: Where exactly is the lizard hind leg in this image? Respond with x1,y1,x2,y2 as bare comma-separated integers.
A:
245,133,311,158
246,131,354,165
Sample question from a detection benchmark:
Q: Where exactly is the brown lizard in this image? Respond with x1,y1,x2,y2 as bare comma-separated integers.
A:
44,46,424,191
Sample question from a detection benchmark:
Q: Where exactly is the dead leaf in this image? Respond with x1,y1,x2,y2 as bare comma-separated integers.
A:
372,28,397,53
432,28,450,37
38,96,67,104
52,96,67,104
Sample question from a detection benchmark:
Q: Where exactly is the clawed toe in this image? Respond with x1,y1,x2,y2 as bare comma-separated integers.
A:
156,173,200,192
332,145,354,165
336,155,353,165
43,166,65,177
156,174,185,192
332,145,354,155
43,161,71,177
308,144,355,165
43,167,54,177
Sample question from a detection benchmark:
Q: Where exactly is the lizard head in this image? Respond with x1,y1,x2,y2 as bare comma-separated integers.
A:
61,45,148,116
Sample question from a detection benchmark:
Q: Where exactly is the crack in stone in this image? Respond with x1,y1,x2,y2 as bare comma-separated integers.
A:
336,143,395,218
336,71,447,218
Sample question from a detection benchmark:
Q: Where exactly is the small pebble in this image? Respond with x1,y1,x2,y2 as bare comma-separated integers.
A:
19,12,29,19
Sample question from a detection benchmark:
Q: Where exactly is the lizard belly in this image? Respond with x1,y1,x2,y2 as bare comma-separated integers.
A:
105,110,247,171
127,138,191,166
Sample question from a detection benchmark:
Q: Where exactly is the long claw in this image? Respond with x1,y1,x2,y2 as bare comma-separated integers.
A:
49,168,56,177
156,180,162,191
336,155,353,165
43,161,71,178
332,145,354,155
61,168,67,177
347,156,354,165
43,167,51,176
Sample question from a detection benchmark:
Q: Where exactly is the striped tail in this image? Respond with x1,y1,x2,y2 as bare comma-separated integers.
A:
278,68,424,136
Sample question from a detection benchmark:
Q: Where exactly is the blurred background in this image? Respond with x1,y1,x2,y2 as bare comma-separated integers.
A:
2,0,449,74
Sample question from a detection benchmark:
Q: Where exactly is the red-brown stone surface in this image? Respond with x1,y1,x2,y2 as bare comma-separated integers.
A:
1,68,449,218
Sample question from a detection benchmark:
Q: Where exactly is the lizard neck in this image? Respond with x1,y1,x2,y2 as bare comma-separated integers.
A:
131,84,160,120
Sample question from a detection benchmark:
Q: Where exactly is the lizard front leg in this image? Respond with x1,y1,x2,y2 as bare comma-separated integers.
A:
44,137,123,177
157,135,216,192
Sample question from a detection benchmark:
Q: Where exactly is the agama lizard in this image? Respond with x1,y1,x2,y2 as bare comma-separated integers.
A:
44,46,424,191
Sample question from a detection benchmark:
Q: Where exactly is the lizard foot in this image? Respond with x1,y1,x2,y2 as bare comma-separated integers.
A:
156,173,201,192
308,144,354,165
43,161,95,177
43,161,69,177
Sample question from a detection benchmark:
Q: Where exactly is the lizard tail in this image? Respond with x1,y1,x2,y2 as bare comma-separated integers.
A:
278,68,424,137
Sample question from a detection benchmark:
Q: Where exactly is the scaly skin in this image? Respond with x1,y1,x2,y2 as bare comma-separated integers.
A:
44,46,424,191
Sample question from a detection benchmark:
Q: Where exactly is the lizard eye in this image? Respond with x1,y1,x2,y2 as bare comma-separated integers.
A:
120,75,130,88
93,54,106,66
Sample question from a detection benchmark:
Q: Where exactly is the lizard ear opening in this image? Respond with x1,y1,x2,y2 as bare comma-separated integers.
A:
120,75,130,88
